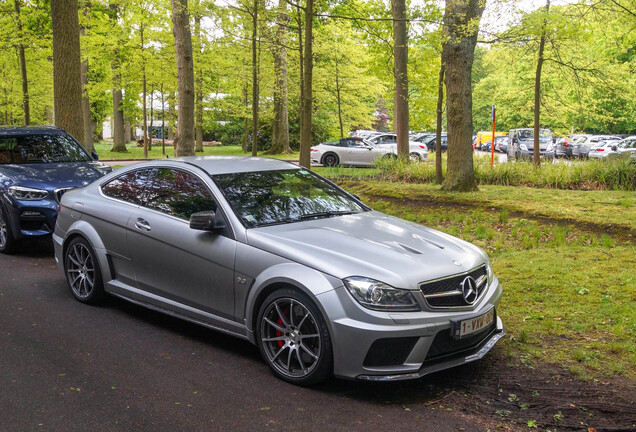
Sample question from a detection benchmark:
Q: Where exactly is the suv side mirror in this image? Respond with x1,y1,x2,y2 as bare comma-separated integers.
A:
612,145,617,152
91,151,99,160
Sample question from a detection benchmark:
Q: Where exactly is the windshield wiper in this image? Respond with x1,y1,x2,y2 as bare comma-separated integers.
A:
299,210,357,220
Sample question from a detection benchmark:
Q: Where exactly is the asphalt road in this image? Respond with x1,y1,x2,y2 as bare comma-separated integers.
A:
1,240,486,432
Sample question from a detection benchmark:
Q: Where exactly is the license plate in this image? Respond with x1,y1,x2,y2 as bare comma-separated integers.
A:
451,306,495,340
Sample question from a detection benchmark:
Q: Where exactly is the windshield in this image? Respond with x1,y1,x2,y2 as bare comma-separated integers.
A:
517,129,551,141
0,134,91,164
213,169,366,228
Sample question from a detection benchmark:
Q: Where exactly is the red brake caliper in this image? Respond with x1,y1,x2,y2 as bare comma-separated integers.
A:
276,308,288,348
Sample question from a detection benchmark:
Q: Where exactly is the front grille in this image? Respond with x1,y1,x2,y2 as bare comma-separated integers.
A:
419,265,488,308
363,337,419,367
425,320,497,361
54,187,73,203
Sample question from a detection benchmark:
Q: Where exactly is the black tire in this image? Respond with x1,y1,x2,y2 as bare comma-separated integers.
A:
0,205,17,254
321,153,339,167
409,152,422,162
383,153,397,160
64,237,105,304
256,288,333,386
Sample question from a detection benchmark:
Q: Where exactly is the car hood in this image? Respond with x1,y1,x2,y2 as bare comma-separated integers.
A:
246,211,487,289
0,161,111,190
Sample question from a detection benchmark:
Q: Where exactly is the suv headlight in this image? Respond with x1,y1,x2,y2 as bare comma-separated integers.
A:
520,144,528,151
8,186,49,200
486,262,494,285
344,277,420,312
546,143,554,151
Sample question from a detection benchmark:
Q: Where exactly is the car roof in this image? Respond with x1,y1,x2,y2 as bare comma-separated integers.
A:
0,125,66,136
168,155,301,175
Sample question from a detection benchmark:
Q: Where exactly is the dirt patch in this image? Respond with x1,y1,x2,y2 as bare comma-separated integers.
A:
439,350,636,431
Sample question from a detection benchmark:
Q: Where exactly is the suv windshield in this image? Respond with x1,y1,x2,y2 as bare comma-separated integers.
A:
0,134,91,164
213,169,366,228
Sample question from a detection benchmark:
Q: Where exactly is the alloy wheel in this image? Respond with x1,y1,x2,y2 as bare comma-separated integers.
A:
260,297,322,380
66,241,96,300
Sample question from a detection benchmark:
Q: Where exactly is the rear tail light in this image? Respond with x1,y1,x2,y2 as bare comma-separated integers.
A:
57,204,62,215
310,148,318,152
564,141,569,147
597,148,604,152
419,145,426,149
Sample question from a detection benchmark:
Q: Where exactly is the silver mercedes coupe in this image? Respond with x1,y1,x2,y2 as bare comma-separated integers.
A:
53,156,504,385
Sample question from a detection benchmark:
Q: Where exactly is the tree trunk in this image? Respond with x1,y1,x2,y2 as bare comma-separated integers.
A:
171,0,195,157
267,0,291,155
79,1,93,152
168,93,175,140
125,120,132,143
534,0,550,167
51,0,84,142
251,0,260,157
111,84,127,152
242,83,248,152
391,0,409,159
297,9,304,141
149,86,154,151
436,60,445,184
15,1,30,125
441,0,484,192
194,1,204,152
298,0,313,168
336,66,344,138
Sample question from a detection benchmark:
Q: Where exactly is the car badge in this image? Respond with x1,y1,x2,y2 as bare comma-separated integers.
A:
461,276,478,305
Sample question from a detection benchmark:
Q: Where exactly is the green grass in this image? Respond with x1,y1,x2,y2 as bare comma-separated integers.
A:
331,180,636,380
320,154,636,191
94,142,299,161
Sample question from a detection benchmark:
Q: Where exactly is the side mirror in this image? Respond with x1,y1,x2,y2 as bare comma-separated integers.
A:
612,145,617,151
190,210,225,231
91,151,99,160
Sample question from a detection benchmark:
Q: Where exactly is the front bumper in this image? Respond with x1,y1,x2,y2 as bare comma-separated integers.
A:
318,277,504,381
2,197,58,240
519,150,554,159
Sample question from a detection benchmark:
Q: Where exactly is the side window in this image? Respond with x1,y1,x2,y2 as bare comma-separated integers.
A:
101,169,153,205
145,168,217,220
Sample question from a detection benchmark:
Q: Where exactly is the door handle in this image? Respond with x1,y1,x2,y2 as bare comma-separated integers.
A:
135,218,151,232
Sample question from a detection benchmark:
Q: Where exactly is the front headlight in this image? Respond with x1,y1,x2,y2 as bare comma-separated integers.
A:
344,277,420,312
8,186,49,200
486,262,494,285
546,143,554,151
520,144,528,151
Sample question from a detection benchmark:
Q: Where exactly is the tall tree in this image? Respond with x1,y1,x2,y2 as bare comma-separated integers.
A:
392,0,409,159
79,1,93,152
250,0,260,157
533,0,549,167
108,3,127,152
14,0,30,125
442,0,484,192
435,60,445,184
298,0,313,168
267,0,291,154
193,0,204,152
51,0,84,141
171,0,195,156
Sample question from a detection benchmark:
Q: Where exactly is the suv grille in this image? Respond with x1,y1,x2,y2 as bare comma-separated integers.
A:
419,265,488,308
54,187,73,203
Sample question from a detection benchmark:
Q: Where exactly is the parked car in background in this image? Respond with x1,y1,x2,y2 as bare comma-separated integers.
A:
588,140,617,159
0,126,112,253
608,136,636,160
555,135,588,158
54,156,505,385
414,133,448,152
492,136,508,153
507,128,554,161
573,135,621,159
311,137,394,167
474,131,507,151
366,133,429,161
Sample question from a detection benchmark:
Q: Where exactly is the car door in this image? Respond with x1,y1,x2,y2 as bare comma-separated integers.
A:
345,139,377,165
126,167,237,322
